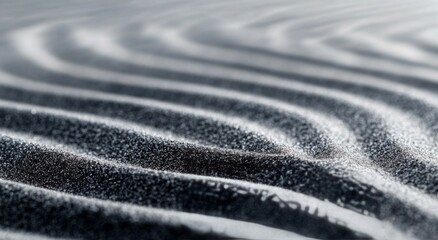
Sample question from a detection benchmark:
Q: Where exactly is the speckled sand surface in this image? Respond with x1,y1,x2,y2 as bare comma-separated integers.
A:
0,1,438,239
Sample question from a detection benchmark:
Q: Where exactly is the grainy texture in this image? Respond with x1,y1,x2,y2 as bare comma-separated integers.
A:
0,0,437,239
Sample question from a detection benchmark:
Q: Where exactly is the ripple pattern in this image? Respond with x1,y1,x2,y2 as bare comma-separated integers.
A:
1,1,438,239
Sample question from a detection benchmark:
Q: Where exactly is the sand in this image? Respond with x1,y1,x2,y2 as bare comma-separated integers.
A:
0,0,437,239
